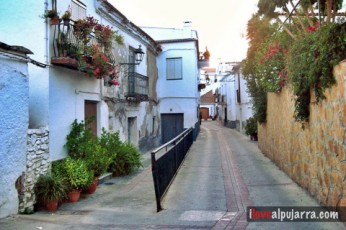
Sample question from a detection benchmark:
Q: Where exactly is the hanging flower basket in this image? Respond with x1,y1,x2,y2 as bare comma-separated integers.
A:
63,18,70,26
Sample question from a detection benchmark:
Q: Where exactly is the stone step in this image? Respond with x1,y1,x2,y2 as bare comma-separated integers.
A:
98,172,112,185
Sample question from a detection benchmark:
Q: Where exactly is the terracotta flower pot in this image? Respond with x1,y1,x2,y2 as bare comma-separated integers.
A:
50,17,59,25
45,199,59,212
84,177,99,195
68,190,81,203
250,134,258,141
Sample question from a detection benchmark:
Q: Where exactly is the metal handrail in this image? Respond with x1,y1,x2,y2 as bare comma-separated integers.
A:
151,127,193,212
151,127,192,154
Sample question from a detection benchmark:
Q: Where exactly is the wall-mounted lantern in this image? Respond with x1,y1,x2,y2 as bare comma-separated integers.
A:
120,45,144,66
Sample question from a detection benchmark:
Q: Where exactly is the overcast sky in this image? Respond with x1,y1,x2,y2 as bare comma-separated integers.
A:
108,0,259,65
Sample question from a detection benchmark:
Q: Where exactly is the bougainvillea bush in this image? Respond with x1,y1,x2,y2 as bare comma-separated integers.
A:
244,6,346,125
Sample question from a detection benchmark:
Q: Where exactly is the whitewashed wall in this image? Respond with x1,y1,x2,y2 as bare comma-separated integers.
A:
234,73,253,133
217,69,253,133
0,1,49,129
48,67,108,160
0,55,29,218
157,42,199,128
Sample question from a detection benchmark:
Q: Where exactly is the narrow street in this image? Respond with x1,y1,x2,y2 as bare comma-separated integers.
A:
1,121,345,229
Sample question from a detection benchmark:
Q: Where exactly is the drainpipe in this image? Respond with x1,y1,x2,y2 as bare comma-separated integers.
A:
44,0,49,64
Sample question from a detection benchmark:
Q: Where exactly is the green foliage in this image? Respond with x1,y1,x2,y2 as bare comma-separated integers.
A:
109,142,142,176
51,159,66,180
65,119,95,159
287,22,346,122
245,10,346,125
62,157,94,191
34,173,67,203
84,139,112,177
245,117,258,136
65,120,142,178
257,0,289,18
255,41,288,93
44,9,58,18
243,14,275,123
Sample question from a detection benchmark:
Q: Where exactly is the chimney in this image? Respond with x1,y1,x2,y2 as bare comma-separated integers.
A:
182,21,194,38
183,21,192,28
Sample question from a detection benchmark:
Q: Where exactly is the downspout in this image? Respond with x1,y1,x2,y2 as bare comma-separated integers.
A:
44,0,49,64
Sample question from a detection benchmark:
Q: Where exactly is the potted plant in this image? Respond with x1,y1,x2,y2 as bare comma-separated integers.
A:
61,9,71,26
77,140,109,194
245,117,258,141
44,9,59,25
65,119,94,159
109,141,142,176
63,157,94,202
34,173,67,212
73,16,98,48
83,44,114,79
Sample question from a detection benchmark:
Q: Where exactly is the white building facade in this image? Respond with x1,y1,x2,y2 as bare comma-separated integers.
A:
1,0,161,160
216,62,253,134
142,23,201,143
0,43,31,218
0,0,161,216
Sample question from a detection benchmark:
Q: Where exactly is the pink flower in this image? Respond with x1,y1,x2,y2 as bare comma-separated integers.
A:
109,79,120,86
94,68,100,77
308,26,316,32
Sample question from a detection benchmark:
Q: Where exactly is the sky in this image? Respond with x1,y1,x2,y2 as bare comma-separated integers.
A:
108,0,259,65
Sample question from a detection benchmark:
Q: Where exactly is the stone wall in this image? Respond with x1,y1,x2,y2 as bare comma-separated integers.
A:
258,61,346,209
18,128,50,213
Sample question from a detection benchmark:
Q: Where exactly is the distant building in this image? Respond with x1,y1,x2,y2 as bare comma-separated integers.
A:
142,22,201,143
215,62,253,134
200,90,217,120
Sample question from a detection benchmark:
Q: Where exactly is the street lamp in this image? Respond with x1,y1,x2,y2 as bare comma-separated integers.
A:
120,45,145,65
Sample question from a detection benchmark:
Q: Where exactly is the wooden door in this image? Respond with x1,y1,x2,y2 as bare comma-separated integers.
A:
84,101,97,136
161,113,184,144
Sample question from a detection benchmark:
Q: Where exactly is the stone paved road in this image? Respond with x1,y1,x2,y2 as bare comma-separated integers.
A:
0,121,345,229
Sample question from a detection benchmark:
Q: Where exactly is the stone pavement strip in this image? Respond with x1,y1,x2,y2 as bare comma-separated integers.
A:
1,121,346,229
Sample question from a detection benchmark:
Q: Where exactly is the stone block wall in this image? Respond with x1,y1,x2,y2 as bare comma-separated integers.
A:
258,61,346,209
18,128,50,213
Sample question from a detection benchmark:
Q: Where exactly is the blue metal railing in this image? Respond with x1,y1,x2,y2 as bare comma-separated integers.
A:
151,127,193,212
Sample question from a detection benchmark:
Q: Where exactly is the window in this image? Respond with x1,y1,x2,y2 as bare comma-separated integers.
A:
166,58,182,80
71,0,86,21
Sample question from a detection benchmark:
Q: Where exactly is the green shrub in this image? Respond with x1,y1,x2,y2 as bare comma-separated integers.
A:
109,142,142,176
62,157,94,191
245,117,258,136
34,173,67,203
65,120,143,178
65,119,95,158
84,139,112,177
287,22,346,123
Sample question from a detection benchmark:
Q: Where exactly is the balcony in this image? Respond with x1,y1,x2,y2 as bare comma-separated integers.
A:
125,72,149,102
50,18,116,72
51,21,80,69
